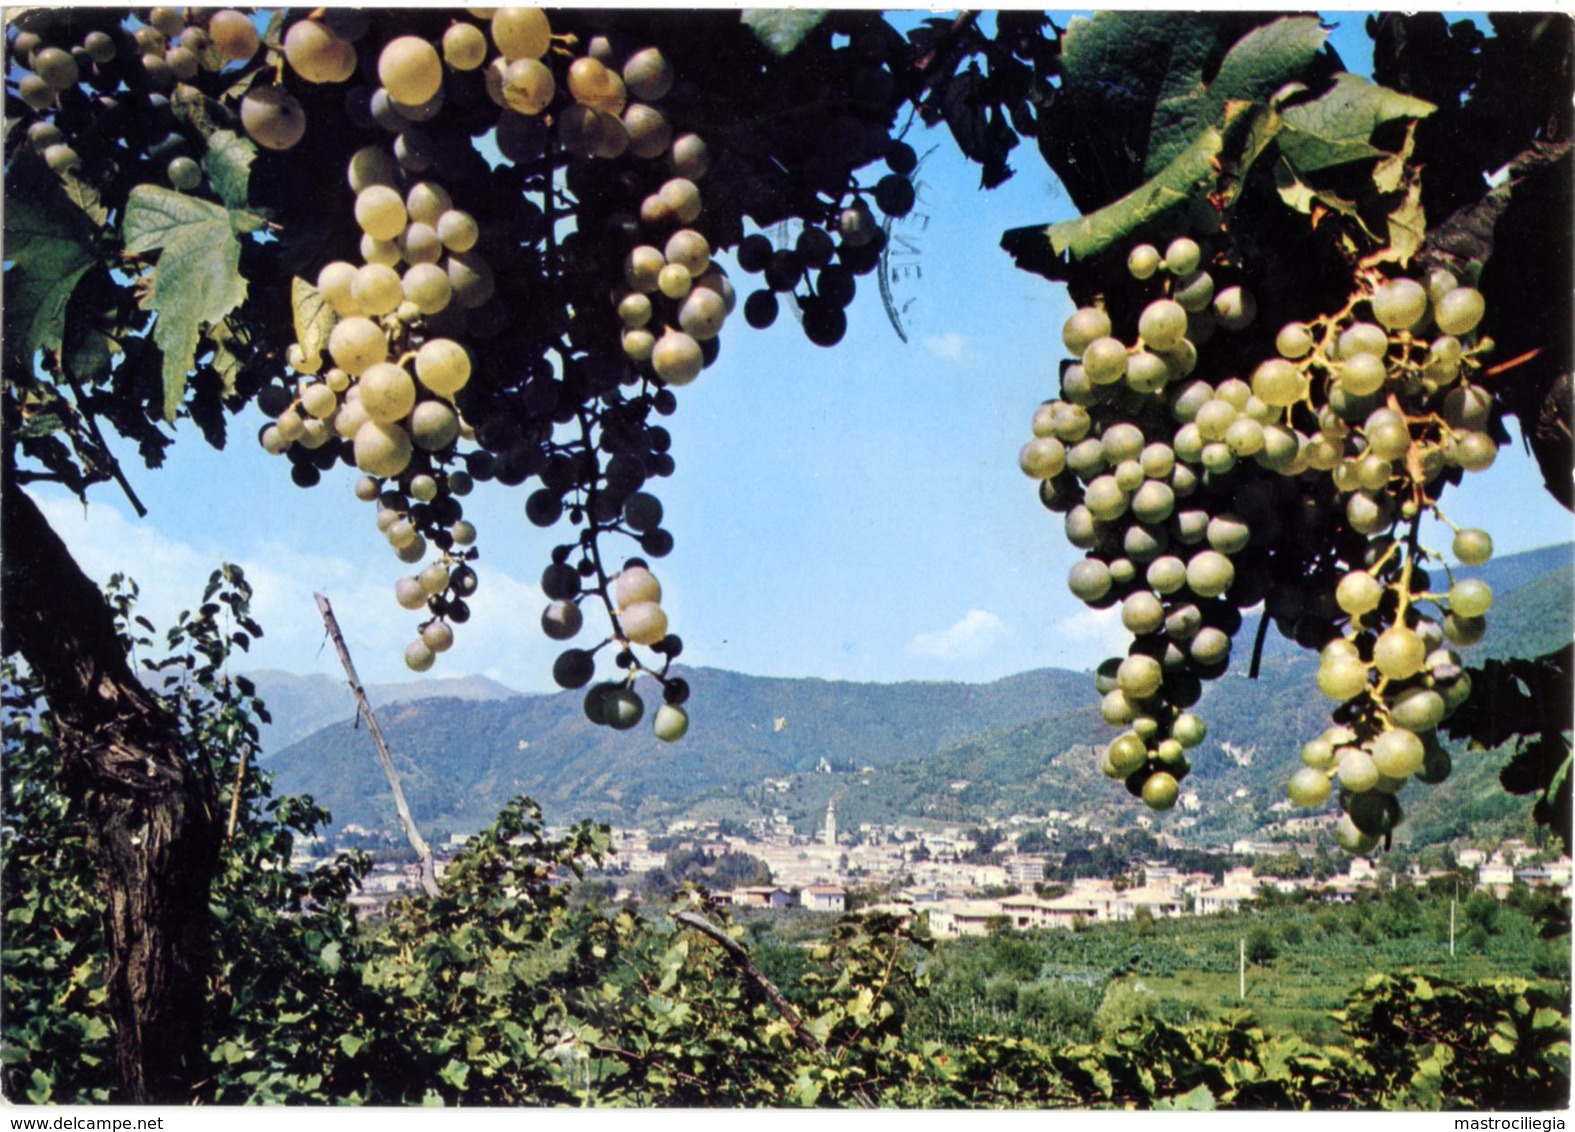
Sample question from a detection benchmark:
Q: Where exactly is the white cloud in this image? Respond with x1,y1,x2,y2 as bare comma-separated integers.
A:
922,331,967,363
907,609,1006,660
1050,606,1131,667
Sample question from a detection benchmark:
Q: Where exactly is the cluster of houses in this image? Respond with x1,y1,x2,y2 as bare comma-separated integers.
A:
305,803,1572,925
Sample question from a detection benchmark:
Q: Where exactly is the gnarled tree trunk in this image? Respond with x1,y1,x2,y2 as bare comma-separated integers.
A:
2,487,218,1103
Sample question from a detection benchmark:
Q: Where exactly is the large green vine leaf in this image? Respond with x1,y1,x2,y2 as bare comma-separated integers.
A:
1145,16,1330,177
3,153,97,359
121,186,250,421
1278,72,1436,176
741,10,827,57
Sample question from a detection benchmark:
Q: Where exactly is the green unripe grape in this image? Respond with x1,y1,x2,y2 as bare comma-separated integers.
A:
1082,337,1128,385
1155,739,1185,767
1444,384,1493,431
1276,322,1314,359
1335,571,1383,616
1364,413,1411,462
1453,431,1498,472
1084,475,1128,522
1108,558,1137,586
1355,453,1392,492
1118,654,1164,699
1172,424,1204,465
1256,424,1301,471
1127,243,1161,280
1335,813,1379,855
355,184,407,241
1213,286,1256,331
1063,307,1112,356
1443,612,1486,646
1066,437,1107,480
1425,335,1463,384
352,263,404,316
354,419,413,478
1146,556,1187,595
1113,459,1145,494
1121,592,1165,636
1093,657,1123,696
1301,737,1336,770
1101,689,1137,726
1050,402,1092,442
1142,771,1179,811
358,362,417,423
437,210,480,253
1204,513,1250,556
1139,443,1175,480
395,576,428,610
1434,287,1485,336
653,703,689,742
1449,578,1493,618
1453,528,1493,565
1060,365,1096,406
1346,491,1395,536
652,331,704,386
410,401,460,451
619,601,668,646
1373,625,1426,679
1371,278,1428,331
1163,238,1201,277
1100,422,1145,463
380,36,444,106
1172,713,1206,749
1064,507,1098,549
1189,627,1230,666
328,317,388,375
1371,727,1424,777
404,638,436,672
1250,358,1303,407
1318,655,1368,701
1019,436,1067,480
166,155,202,190
1138,299,1188,351
1390,687,1446,733
1337,747,1380,792
1173,270,1214,313
421,621,455,654
1185,550,1234,598
1170,380,1213,423
1224,417,1264,457
1287,767,1331,808
1194,399,1237,443
1108,732,1148,776
1339,352,1387,396
1131,480,1175,525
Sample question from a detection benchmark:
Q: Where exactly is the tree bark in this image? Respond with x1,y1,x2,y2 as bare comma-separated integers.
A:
1,487,218,1103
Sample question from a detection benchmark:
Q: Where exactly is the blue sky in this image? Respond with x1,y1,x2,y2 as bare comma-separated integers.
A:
31,10,1573,695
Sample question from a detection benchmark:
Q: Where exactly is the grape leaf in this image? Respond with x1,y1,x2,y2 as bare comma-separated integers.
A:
3,152,98,359
122,186,249,422
1278,72,1435,176
740,9,827,57
1007,123,1227,273
291,278,335,372
1146,16,1330,177
201,129,256,214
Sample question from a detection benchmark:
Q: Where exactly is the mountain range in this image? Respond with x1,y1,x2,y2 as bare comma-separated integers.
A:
255,542,1573,847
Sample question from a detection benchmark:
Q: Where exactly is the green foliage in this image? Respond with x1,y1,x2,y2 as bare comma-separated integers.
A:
1337,974,1572,1109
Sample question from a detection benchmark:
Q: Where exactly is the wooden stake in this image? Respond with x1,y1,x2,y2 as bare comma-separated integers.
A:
224,742,250,841
314,593,439,898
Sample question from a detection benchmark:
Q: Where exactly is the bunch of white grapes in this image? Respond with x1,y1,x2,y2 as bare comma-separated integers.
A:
1020,235,1500,845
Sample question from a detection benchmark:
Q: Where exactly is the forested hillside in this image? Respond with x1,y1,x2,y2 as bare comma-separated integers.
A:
266,543,1572,840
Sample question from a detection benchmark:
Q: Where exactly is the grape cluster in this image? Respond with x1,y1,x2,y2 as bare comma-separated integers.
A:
1022,237,1500,844
248,9,728,739
7,9,270,188
733,140,918,347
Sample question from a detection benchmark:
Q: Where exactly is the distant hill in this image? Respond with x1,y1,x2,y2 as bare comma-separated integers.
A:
244,669,521,754
261,543,1572,844
264,665,1091,838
